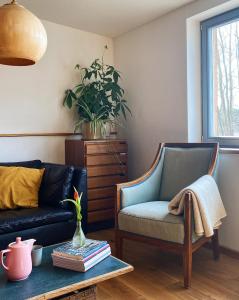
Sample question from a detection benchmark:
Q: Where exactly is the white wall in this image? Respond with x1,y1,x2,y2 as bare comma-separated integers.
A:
0,136,66,164
114,0,230,178
114,0,239,251
0,20,113,163
218,153,239,251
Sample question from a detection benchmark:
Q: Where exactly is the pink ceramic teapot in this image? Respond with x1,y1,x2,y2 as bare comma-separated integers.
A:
0,237,36,281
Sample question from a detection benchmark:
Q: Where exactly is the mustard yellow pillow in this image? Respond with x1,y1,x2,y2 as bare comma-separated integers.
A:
0,166,45,210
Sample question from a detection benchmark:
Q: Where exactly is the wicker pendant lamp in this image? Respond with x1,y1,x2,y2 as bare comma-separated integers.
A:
0,0,47,66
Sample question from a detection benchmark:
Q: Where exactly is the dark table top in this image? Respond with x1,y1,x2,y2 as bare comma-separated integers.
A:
0,243,133,300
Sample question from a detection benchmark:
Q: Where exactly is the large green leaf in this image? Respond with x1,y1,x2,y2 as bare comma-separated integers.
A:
74,84,84,94
113,71,119,83
63,90,74,108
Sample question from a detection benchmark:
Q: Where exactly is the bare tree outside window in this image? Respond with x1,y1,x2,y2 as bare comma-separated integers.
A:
212,20,239,137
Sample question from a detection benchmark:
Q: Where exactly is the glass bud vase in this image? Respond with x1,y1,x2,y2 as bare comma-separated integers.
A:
72,221,86,248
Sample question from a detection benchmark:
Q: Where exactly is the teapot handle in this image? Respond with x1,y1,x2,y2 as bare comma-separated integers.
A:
1,249,11,270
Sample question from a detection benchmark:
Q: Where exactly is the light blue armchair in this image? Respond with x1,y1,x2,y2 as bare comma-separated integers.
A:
115,143,219,288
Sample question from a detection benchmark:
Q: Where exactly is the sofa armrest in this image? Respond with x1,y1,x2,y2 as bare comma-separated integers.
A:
40,162,74,208
116,144,165,214
40,163,88,233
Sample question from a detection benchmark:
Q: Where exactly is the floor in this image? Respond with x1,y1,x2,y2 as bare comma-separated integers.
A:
88,230,239,300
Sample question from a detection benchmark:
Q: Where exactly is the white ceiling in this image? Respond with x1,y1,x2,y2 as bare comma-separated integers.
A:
0,0,196,37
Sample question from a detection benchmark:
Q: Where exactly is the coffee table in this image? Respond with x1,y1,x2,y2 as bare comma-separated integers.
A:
0,243,133,300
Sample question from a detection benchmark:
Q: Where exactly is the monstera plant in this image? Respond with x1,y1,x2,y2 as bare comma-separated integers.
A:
63,46,131,139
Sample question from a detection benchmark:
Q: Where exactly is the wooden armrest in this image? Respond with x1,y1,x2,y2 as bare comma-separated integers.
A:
184,192,192,245
184,192,192,223
208,143,219,175
116,143,164,191
117,144,164,190
115,143,165,227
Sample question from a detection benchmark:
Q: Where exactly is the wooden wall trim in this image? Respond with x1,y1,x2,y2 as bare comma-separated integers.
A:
0,133,80,138
220,245,239,260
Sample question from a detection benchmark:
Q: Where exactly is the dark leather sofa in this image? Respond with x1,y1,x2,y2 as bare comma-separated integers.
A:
0,160,87,250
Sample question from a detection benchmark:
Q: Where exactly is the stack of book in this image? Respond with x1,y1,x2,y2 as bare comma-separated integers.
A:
52,239,111,272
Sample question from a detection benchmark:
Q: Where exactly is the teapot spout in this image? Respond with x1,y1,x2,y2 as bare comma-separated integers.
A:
24,239,36,250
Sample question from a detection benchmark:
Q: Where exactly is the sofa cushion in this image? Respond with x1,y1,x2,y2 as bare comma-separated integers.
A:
118,201,199,244
39,164,74,207
159,148,213,201
0,160,42,169
0,166,45,210
0,207,74,234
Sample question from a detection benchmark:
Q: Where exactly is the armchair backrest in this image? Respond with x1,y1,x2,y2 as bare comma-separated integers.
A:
158,143,218,201
118,142,218,210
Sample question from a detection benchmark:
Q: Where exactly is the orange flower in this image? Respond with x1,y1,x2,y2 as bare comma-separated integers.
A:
74,191,79,201
61,187,83,222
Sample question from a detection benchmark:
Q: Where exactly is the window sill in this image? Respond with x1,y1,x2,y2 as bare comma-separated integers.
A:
220,148,239,154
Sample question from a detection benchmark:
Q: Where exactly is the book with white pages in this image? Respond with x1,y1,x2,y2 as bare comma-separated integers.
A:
52,247,111,272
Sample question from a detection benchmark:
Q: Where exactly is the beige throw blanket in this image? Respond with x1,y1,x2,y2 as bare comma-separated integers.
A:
168,175,227,237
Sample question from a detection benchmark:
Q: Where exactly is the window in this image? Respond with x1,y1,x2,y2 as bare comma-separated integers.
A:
201,7,239,147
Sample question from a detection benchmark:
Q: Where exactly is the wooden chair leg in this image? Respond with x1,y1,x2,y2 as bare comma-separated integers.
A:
183,246,192,288
115,230,123,259
211,229,220,260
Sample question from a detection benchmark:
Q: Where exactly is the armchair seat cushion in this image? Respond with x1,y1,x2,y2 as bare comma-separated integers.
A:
118,201,199,244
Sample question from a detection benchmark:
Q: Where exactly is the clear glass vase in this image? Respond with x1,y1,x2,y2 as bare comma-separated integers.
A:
72,221,86,248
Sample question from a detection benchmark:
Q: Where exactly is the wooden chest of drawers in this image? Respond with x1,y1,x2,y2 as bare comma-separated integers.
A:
65,139,127,229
